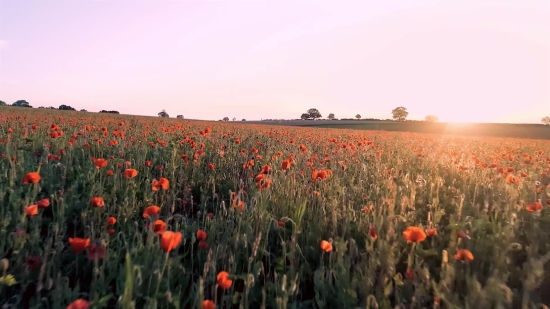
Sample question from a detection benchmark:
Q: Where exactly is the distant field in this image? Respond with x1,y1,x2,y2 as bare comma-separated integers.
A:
244,120,550,140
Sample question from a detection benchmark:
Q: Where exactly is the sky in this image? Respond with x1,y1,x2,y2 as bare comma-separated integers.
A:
0,0,549,123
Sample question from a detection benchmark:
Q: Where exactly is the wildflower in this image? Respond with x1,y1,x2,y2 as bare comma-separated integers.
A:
37,198,50,208
143,206,161,218
256,178,272,190
25,256,42,270
260,164,272,175
160,231,182,252
66,299,90,309
320,240,332,252
369,225,378,239
454,249,474,261
312,169,330,181
69,237,90,253
0,274,17,286
196,229,207,241
425,228,438,237
48,153,61,161
90,197,105,207
94,158,108,168
202,300,215,309
281,159,291,170
152,177,170,191
198,241,208,249
151,220,167,234
405,268,415,280
526,201,543,212
402,227,427,243
106,170,114,176
124,168,138,178
216,271,233,290
25,204,39,217
106,216,116,226
23,172,41,184
255,174,265,182
505,174,520,184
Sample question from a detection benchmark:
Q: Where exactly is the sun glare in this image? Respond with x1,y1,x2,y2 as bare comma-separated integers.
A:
439,113,486,124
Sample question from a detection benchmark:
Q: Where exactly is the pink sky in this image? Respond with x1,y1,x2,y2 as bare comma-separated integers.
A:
0,0,549,123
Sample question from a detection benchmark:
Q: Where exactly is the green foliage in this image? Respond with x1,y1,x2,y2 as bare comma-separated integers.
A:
307,108,322,119
392,106,408,121
11,100,32,108
58,105,76,111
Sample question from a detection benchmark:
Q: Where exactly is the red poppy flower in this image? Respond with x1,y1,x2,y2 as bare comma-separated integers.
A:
160,231,182,252
69,237,90,253
23,172,41,184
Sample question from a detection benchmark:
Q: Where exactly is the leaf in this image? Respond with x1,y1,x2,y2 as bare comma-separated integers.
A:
232,292,241,304
96,294,113,306
393,273,404,286
274,257,285,273
418,249,438,257
121,252,135,309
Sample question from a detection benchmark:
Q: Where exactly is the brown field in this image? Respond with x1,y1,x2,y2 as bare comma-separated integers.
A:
242,120,550,140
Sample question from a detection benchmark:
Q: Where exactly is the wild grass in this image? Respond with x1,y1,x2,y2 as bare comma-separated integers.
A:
0,108,550,309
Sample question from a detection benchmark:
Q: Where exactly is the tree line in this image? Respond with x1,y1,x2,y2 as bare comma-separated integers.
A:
298,107,550,125
2,100,549,124
299,107,411,121
0,100,120,114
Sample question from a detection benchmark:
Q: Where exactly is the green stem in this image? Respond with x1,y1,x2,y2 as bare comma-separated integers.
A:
155,252,170,297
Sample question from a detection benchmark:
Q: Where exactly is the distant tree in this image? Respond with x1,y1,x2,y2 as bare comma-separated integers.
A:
542,116,550,125
158,109,169,118
12,100,32,108
391,106,409,121
242,119,246,121
425,115,439,122
38,106,45,109
177,115,184,119
232,117,236,121
307,108,322,120
356,114,361,119
328,113,335,120
47,106,56,109
80,109,88,112
300,113,310,120
99,110,119,114
223,117,229,121
59,104,76,111
0,100,6,106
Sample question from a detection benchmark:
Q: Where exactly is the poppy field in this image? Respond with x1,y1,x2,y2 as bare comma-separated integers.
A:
1,108,550,309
